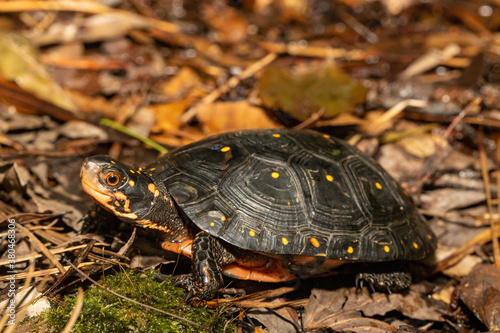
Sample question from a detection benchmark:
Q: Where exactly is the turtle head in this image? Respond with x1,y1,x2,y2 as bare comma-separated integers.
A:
80,155,162,224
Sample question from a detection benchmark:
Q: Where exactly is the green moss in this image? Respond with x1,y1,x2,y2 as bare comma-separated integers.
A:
40,268,235,333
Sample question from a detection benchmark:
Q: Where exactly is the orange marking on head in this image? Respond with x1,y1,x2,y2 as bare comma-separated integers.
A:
272,134,280,138
310,238,320,248
124,200,131,212
114,201,120,207
221,146,231,152
129,180,135,187
323,134,330,139
150,168,156,171
148,183,156,194
114,191,127,201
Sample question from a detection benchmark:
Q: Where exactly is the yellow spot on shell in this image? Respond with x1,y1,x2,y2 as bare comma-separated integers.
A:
271,172,279,179
221,216,226,221
249,230,255,237
287,202,290,206
323,134,330,139
210,222,215,227
427,234,432,239
111,161,115,164
413,242,419,249
326,175,333,182
148,183,156,194
221,146,231,152
130,170,135,174
347,246,354,254
384,245,390,253
129,180,135,187
376,182,382,190
154,190,159,197
310,238,320,248
150,168,156,171
273,134,280,138
282,237,288,245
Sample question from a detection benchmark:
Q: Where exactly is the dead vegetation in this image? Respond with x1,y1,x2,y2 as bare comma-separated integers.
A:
1,0,500,332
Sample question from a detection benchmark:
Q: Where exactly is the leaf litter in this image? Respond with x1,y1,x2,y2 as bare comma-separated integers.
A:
0,0,500,332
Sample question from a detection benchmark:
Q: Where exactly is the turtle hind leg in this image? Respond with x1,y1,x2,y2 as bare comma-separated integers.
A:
356,271,412,293
173,231,236,302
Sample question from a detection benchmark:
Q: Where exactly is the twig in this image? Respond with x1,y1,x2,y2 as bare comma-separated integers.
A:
61,287,84,333
293,108,325,130
16,223,66,274
0,0,180,34
181,52,278,124
65,260,212,332
408,97,481,194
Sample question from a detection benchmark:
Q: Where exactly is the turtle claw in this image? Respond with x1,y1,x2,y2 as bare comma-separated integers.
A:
173,274,215,302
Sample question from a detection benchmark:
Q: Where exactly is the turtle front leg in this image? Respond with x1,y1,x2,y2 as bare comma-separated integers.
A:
173,231,236,301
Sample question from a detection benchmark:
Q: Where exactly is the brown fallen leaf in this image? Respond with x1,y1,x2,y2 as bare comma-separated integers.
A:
303,285,443,331
419,188,486,212
197,101,280,135
246,300,299,333
459,263,500,331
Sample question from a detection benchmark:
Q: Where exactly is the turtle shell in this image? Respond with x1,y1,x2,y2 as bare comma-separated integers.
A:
148,129,436,262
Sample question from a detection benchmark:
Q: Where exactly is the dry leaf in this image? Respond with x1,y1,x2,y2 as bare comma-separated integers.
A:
259,64,368,121
197,101,280,135
459,264,500,331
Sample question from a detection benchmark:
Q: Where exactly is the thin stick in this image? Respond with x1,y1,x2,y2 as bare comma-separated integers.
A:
16,223,66,274
181,53,278,123
493,135,500,268
61,287,84,333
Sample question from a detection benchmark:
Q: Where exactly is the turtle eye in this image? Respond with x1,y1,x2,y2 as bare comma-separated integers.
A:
104,172,120,186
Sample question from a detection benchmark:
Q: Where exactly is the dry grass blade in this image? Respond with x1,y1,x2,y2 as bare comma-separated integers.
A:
205,286,305,309
493,134,500,268
2,250,36,332
0,243,107,266
0,262,95,282
364,99,428,135
408,97,481,194
293,108,325,130
16,223,66,274
65,261,212,332
0,0,180,34
61,287,84,333
431,224,500,275
259,42,367,60
181,53,278,123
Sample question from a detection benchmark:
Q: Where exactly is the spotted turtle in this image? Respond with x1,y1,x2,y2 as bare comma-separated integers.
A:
81,129,436,301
